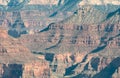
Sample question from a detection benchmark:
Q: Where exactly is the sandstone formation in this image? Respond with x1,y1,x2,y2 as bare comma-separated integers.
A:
0,27,50,78
0,0,120,78
19,6,120,78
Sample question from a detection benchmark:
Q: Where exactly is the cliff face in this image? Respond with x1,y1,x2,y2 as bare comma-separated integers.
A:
23,61,50,78
0,62,50,78
50,53,120,78
20,22,120,52
0,27,50,78
18,6,120,77
0,1,120,77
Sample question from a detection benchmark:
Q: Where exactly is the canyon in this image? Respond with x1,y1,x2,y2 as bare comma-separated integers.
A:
0,27,50,78
19,8,120,77
0,0,120,78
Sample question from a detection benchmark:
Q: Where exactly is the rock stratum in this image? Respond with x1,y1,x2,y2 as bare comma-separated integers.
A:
0,28,50,78
0,0,120,78
19,6,120,78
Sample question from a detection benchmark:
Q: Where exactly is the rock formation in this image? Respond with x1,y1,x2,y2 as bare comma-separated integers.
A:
0,0,120,78
0,27,50,78
19,6,120,78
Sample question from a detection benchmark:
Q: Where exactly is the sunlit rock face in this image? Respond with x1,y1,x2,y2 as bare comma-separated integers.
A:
79,0,120,5
0,0,63,6
28,0,60,5
28,0,120,5
0,27,50,78
1,0,120,6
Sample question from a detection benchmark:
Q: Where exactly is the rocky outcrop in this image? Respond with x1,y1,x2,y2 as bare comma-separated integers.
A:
31,51,120,78
0,27,50,78
23,61,50,78
7,11,27,38
19,23,119,76
19,6,120,78
20,21,120,53
0,61,50,78
0,2,120,78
